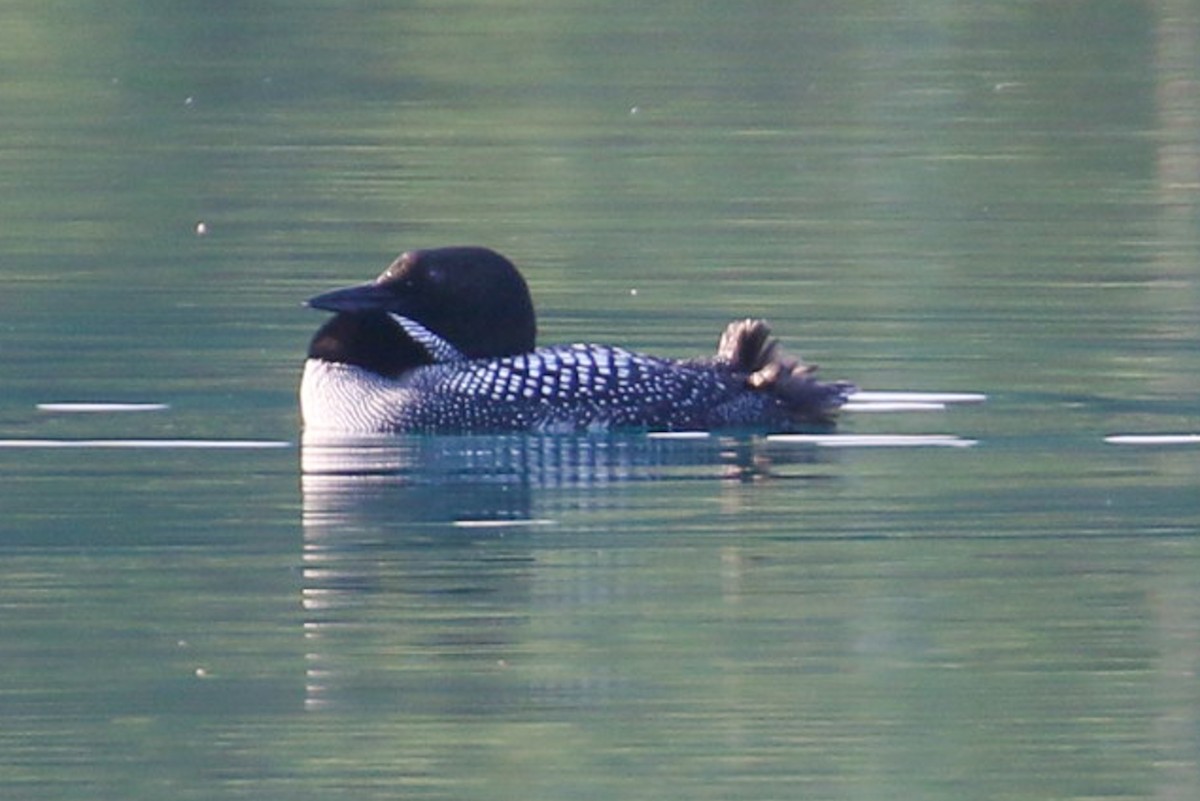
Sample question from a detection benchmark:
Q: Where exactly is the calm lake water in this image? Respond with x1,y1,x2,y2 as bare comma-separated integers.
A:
2,2,1199,800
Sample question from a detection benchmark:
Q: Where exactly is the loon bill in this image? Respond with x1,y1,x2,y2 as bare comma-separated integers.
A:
300,246,855,434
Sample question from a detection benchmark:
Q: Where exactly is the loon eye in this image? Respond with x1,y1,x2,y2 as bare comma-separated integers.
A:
422,265,446,288
380,251,420,283
377,267,417,291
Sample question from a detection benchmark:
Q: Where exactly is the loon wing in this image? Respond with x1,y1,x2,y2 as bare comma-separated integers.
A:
388,313,468,363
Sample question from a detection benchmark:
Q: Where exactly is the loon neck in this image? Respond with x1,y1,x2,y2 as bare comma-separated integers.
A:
307,311,431,378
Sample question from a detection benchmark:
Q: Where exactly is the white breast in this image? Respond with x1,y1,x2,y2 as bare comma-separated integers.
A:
300,359,411,433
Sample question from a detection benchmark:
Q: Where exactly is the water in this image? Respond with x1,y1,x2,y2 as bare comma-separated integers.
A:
2,2,1199,799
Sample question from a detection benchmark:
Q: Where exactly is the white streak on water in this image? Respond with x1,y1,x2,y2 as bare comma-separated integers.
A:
768,434,978,448
843,402,946,412
0,439,292,449
452,519,557,528
37,403,169,412
848,391,987,404
1104,434,1200,445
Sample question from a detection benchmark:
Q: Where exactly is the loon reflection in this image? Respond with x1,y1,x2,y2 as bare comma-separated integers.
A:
300,432,835,711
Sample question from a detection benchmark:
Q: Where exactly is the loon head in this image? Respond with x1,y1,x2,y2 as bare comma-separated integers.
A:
306,246,538,374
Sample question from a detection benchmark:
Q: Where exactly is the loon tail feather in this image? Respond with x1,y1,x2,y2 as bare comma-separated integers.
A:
717,319,854,421
716,318,812,379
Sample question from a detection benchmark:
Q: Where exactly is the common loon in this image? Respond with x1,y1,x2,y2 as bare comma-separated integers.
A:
300,247,855,434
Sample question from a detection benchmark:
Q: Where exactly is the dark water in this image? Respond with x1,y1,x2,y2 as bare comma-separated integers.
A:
2,2,1199,800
